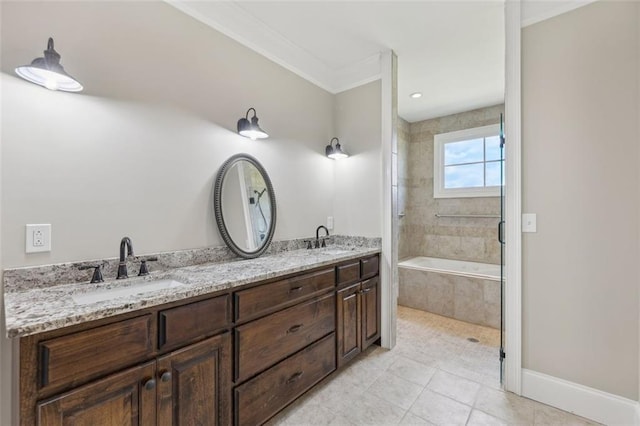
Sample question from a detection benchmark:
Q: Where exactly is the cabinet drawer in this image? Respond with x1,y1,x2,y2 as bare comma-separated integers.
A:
336,261,360,287
235,268,335,322
234,333,336,426
38,315,154,391
360,255,379,280
235,292,335,382
159,294,230,351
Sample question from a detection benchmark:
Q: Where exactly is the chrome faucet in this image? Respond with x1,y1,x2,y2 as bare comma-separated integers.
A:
315,226,329,248
117,237,135,279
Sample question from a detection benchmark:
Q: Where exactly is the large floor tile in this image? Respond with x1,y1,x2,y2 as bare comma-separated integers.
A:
466,409,509,426
387,355,437,387
409,389,472,425
426,370,482,406
473,386,536,424
399,412,435,425
368,371,424,410
339,392,407,425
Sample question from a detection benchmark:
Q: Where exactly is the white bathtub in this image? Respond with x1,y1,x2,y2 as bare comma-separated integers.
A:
398,257,501,281
398,256,501,328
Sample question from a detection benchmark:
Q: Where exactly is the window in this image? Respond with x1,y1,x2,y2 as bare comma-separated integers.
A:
433,124,503,198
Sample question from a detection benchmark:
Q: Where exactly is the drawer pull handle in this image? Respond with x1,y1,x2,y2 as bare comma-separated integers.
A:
289,286,303,293
143,378,156,391
160,371,172,382
286,371,303,384
287,324,303,334
361,288,372,294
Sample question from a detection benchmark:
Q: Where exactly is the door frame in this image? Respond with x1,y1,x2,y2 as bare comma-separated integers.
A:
503,0,523,395
379,1,523,395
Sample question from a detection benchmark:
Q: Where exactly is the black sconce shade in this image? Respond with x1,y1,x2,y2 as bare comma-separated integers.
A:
237,108,269,140
15,37,83,92
325,137,349,159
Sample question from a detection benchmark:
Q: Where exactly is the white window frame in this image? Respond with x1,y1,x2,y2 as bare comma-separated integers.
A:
433,123,502,198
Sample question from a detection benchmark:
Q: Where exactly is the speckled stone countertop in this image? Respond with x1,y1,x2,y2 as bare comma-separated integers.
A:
4,244,380,338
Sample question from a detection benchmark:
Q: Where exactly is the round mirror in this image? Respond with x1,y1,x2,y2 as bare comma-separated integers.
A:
213,154,277,258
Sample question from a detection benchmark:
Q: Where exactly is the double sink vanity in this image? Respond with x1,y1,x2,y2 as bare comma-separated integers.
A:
4,153,383,425
6,246,381,425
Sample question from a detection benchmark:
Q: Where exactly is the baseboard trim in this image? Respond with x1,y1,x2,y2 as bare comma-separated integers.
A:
522,369,638,425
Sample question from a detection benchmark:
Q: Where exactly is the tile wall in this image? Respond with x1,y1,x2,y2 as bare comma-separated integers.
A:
398,105,505,264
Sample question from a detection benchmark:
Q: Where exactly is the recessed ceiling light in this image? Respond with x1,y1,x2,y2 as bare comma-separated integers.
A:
410,92,422,99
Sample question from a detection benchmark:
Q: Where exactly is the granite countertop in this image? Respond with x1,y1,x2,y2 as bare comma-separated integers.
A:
4,245,380,338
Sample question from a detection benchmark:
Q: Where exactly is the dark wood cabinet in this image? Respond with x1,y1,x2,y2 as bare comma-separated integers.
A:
38,314,154,392
337,274,380,368
361,276,381,349
158,333,231,426
337,283,361,367
21,253,380,426
36,361,157,426
37,334,232,426
234,333,336,426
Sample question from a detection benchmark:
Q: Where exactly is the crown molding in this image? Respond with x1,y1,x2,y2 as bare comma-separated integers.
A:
165,0,381,94
521,0,599,28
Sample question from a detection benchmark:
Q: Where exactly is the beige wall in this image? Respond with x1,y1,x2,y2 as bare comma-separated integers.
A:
333,80,382,237
522,1,639,400
0,2,383,423
399,105,504,264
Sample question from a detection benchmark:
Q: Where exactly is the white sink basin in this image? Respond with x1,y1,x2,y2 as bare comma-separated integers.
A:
72,279,186,305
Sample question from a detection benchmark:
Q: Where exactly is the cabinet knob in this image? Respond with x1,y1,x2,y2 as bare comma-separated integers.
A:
160,371,172,382
144,378,156,390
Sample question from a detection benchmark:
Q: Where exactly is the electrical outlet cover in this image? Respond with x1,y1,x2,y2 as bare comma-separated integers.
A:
26,224,51,253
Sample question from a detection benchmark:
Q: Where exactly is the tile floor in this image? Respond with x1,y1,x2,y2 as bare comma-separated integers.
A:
268,306,599,426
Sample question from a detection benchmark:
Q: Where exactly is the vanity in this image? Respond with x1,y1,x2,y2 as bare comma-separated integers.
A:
5,154,382,425
10,250,380,425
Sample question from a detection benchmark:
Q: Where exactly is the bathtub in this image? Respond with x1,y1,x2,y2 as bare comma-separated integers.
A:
398,256,501,329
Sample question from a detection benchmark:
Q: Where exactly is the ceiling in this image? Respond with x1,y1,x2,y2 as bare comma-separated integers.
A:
166,1,595,123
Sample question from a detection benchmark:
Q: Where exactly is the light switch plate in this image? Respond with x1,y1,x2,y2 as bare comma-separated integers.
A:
522,214,537,233
327,216,334,230
26,224,51,253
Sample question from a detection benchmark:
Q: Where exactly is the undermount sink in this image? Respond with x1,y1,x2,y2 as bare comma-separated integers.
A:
72,279,186,306
319,248,355,255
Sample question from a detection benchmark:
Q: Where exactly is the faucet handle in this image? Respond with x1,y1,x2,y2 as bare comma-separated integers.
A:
303,240,313,250
79,265,104,284
138,257,158,276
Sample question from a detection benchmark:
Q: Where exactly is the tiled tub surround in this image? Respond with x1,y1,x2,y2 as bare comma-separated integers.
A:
3,236,380,338
398,105,504,264
398,257,501,329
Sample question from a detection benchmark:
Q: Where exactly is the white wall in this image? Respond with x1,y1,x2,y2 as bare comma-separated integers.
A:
0,1,337,267
333,80,383,237
522,0,639,400
0,2,383,423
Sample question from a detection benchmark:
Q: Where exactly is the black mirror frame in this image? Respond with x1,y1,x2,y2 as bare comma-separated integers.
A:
213,153,277,259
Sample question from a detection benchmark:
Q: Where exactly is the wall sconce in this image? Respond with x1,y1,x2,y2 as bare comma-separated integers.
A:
325,137,349,159
15,37,83,92
237,108,269,140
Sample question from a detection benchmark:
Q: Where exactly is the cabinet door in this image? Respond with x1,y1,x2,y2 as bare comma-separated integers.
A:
36,361,156,426
361,276,380,350
337,283,361,367
157,333,232,426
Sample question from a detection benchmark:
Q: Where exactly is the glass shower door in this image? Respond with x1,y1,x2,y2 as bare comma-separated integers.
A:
499,113,506,383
